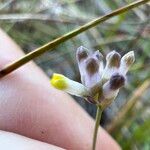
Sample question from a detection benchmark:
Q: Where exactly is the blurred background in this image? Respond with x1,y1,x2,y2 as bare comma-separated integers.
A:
0,0,150,149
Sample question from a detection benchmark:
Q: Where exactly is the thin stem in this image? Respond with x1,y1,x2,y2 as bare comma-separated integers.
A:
0,0,149,78
92,105,103,150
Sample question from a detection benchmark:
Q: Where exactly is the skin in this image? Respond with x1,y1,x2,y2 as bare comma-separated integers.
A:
0,29,121,150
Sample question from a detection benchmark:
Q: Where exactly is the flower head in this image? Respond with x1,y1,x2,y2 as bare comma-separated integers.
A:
50,47,135,109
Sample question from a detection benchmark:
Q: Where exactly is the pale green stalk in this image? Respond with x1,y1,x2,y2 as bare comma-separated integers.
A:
92,105,103,150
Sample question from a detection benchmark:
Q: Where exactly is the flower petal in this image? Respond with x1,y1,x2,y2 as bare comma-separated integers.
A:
120,51,135,75
50,73,89,97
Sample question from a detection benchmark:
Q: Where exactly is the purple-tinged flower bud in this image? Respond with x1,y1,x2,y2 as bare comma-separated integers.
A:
83,50,103,92
84,56,101,90
109,73,125,90
76,46,89,84
106,51,121,68
98,73,125,109
102,51,121,82
120,51,135,75
76,46,89,62
76,47,103,95
86,57,99,75
93,50,104,76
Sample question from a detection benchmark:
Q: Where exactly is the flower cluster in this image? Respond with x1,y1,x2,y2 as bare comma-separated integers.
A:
50,46,135,109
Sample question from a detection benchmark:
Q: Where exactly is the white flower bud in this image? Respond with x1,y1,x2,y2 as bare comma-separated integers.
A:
106,50,121,68
102,51,121,81
76,47,103,93
76,46,89,84
120,51,135,75
92,50,104,77
103,73,125,97
99,74,125,109
76,46,89,62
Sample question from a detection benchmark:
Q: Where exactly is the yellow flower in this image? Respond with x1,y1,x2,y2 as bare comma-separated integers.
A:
50,73,68,90
50,73,89,97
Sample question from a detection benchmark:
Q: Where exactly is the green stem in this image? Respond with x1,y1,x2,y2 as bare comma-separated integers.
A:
0,0,149,78
92,105,103,150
